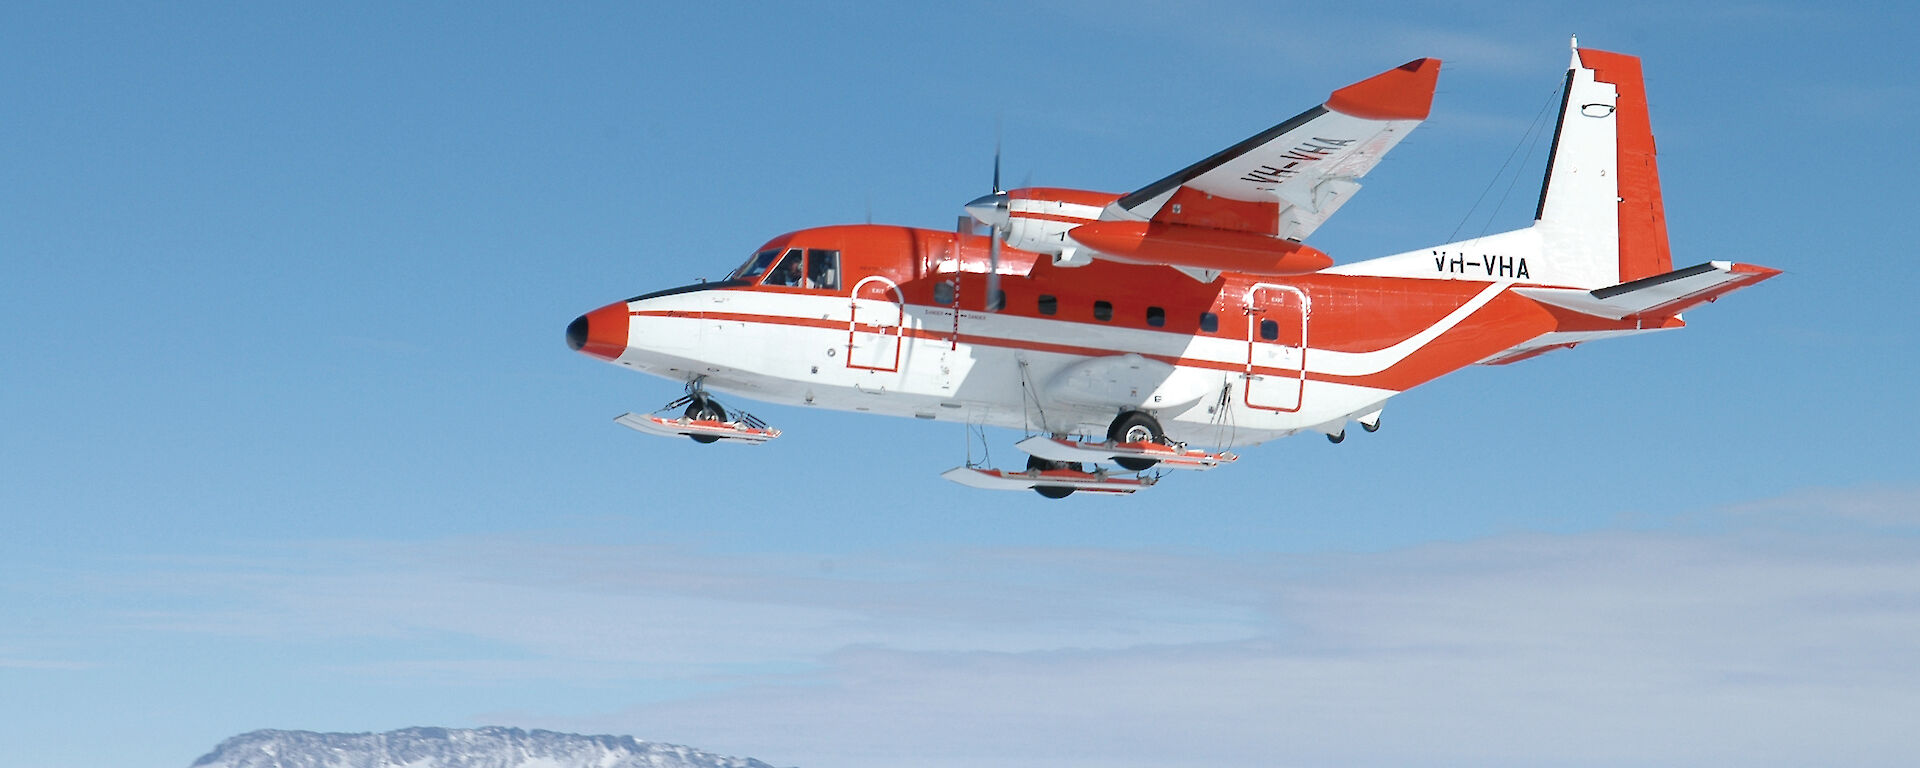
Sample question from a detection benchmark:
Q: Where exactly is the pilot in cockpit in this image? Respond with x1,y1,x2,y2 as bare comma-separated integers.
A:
806,251,837,290
765,251,804,288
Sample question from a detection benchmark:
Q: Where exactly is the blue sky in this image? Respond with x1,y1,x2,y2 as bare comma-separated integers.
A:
3,2,1917,767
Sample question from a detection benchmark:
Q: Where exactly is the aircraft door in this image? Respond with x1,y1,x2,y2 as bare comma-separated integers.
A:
847,276,905,372
1244,283,1308,412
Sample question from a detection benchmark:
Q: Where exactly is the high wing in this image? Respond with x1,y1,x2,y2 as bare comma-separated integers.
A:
1099,58,1441,243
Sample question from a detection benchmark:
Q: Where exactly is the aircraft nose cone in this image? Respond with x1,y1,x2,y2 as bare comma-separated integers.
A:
964,192,1010,229
566,302,630,361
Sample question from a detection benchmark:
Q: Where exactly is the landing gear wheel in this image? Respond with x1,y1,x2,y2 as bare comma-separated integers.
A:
1362,417,1381,433
1107,411,1164,471
1026,455,1080,499
1326,429,1346,444
684,398,728,444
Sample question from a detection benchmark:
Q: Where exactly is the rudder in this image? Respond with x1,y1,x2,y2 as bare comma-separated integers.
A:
1534,45,1673,287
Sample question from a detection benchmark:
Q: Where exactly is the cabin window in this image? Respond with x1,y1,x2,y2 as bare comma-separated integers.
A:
763,248,805,287
805,249,840,290
933,280,956,305
1200,312,1219,333
1093,300,1113,321
986,289,1005,312
1260,319,1280,341
1146,306,1165,327
1038,294,1057,315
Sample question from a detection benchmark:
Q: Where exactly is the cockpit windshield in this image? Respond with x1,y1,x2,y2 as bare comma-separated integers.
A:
728,249,783,281
727,247,842,290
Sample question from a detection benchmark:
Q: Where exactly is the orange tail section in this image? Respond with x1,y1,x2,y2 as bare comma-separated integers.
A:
1579,49,1673,282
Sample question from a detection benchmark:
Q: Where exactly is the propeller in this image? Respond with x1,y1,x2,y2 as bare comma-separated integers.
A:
963,144,1011,312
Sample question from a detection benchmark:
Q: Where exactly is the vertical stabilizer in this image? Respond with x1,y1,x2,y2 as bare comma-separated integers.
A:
1328,45,1691,290
1533,47,1673,287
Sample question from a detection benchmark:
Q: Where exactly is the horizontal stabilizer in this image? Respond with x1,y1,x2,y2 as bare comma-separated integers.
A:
1515,261,1780,320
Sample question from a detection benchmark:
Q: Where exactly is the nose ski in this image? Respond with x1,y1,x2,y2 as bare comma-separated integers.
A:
614,384,780,445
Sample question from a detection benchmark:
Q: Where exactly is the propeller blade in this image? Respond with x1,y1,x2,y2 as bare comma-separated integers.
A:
972,138,1008,312
992,139,1002,195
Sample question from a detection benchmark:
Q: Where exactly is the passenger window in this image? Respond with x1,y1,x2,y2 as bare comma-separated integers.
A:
764,249,804,287
934,280,956,305
805,249,840,290
1146,306,1165,327
1037,295,1057,315
1260,319,1280,341
1093,301,1113,321
1200,312,1219,333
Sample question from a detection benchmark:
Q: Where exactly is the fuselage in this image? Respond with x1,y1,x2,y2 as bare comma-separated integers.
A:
566,47,1781,460
566,222,1642,448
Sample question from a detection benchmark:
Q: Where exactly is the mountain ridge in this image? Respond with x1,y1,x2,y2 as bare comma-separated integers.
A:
189,726,787,768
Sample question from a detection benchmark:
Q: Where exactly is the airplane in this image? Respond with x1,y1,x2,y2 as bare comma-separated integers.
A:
566,41,1779,498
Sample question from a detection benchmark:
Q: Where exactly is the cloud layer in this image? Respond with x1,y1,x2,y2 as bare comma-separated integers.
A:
78,488,1920,767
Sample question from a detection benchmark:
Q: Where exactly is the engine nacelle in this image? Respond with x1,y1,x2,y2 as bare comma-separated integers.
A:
999,187,1117,264
1002,207,1078,255
1067,221,1332,276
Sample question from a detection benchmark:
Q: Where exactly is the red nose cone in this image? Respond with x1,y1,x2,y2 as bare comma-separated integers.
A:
565,302,630,361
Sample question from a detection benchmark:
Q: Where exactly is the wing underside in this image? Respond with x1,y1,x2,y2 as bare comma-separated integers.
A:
1101,58,1442,243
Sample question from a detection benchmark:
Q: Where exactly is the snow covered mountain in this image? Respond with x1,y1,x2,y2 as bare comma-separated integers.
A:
189,726,786,768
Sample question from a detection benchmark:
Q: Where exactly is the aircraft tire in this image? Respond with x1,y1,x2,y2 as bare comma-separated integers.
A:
1107,410,1164,444
1108,411,1163,470
684,399,727,444
1026,455,1079,499
684,399,727,423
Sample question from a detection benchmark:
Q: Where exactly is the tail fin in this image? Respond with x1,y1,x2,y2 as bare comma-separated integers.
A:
1531,45,1673,288
1331,44,1678,289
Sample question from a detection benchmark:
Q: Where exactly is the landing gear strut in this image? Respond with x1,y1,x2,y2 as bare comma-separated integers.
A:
663,378,763,445
1107,410,1165,471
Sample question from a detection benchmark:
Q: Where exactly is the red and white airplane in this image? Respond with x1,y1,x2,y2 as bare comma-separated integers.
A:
567,43,1778,497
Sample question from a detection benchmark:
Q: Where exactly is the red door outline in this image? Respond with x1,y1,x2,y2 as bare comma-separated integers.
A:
847,276,905,372
1244,283,1308,412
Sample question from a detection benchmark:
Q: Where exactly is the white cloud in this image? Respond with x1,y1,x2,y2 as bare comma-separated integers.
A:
83,489,1920,767
558,524,1920,767
0,656,96,671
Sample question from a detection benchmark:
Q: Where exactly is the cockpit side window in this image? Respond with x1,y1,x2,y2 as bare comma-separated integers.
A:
764,249,805,287
806,249,840,290
729,249,782,281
